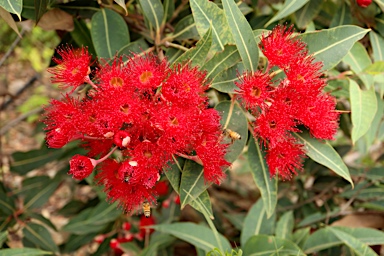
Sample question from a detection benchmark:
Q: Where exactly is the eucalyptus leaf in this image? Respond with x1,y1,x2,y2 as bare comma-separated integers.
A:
369,31,384,61
295,0,323,29
23,223,59,253
266,0,309,27
0,248,53,256
139,0,163,32
243,235,306,256
276,211,294,240
0,0,22,20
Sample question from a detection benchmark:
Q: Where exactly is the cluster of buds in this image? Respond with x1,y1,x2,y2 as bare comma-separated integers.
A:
236,25,339,179
43,48,230,213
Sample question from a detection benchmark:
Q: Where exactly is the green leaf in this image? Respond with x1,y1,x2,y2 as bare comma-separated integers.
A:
243,235,306,256
173,26,212,68
303,226,384,253
11,147,64,175
266,0,309,27
0,6,21,37
215,101,248,163
153,223,232,253
297,208,340,228
364,92,384,147
349,79,378,144
0,248,53,256
202,45,240,80
363,61,384,75
19,175,60,210
62,201,121,235
0,0,22,20
28,213,57,231
248,137,277,218
138,0,163,32
164,156,184,193
276,211,294,240
294,132,353,186
222,0,259,72
139,233,176,256
179,160,206,209
71,19,97,56
34,0,47,24
330,2,352,28
114,0,128,15
23,223,59,253
298,25,370,71
343,42,373,89
210,62,244,93
223,213,245,230
369,31,384,61
190,0,233,52
0,230,7,248
173,15,199,41
294,0,323,29
0,183,15,215
189,190,214,219
240,199,275,245
327,227,377,256
162,0,174,23
292,227,310,248
91,8,130,58
63,232,99,253
118,38,150,56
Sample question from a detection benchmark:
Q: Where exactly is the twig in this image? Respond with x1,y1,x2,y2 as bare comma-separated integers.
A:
0,107,43,136
0,27,26,68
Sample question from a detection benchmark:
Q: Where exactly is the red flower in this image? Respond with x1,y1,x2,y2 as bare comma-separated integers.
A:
48,46,92,92
357,0,372,7
260,25,307,70
153,181,169,196
235,70,272,112
139,215,155,237
266,139,305,179
69,155,97,179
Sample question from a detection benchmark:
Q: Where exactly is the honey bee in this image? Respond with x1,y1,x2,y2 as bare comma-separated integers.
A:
123,173,130,183
142,201,151,218
223,128,241,143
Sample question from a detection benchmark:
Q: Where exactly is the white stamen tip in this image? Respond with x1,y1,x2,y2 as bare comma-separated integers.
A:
122,136,131,147
129,161,138,167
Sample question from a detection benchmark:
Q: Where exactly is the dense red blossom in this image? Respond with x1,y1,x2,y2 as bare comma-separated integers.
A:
266,139,305,180
235,71,271,112
238,25,339,179
48,46,92,92
43,51,229,213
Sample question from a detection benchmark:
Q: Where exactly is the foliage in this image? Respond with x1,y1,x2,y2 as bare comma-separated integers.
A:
1,0,384,255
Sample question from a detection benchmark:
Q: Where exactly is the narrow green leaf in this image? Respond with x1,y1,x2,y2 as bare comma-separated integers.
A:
292,227,310,248
190,0,233,52
173,15,199,41
369,31,384,61
11,147,64,175
327,227,377,256
215,101,248,163
0,231,7,248
153,223,231,253
0,248,53,256
240,199,275,245
243,235,306,256
23,223,59,253
173,26,212,68
303,226,384,253
162,0,174,23
179,160,206,209
276,211,294,240
222,0,259,72
164,156,184,193
297,208,340,228
210,62,244,93
0,0,22,20
0,183,15,215
114,0,128,15
295,0,323,29
343,42,373,89
71,19,97,56
138,0,163,32
266,0,309,27
189,190,213,219
294,132,353,185
223,213,245,230
364,92,384,147
139,233,176,256
299,25,370,71
20,175,61,210
202,45,240,80
62,201,121,235
363,61,384,75
91,8,130,58
34,0,47,24
63,232,99,253
118,38,150,56
350,79,378,143
248,137,277,218
330,2,352,28
0,6,21,37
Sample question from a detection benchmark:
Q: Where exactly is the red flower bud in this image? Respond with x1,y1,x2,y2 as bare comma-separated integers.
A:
68,155,96,179
357,0,372,7
122,222,131,231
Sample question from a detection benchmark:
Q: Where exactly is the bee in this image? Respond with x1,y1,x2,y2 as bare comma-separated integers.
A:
123,173,130,183
223,128,241,143
142,201,151,218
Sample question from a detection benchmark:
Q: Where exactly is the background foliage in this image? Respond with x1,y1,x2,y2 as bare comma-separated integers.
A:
1,0,384,255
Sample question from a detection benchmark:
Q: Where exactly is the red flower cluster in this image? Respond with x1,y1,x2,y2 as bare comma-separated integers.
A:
44,48,229,213
236,26,339,179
